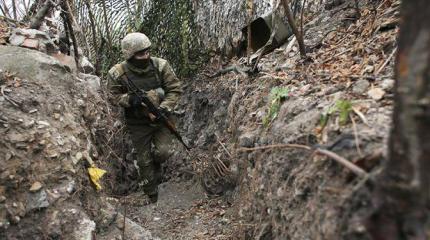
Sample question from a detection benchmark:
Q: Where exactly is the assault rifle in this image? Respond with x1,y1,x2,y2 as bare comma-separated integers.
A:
122,74,191,151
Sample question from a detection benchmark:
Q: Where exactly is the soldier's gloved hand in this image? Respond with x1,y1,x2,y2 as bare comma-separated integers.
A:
128,94,142,108
145,89,160,108
118,93,131,108
159,105,172,117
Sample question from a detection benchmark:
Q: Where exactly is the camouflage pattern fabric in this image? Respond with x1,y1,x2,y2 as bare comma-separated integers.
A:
107,57,182,198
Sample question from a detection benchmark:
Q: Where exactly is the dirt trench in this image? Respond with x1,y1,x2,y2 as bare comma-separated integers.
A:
1,1,400,239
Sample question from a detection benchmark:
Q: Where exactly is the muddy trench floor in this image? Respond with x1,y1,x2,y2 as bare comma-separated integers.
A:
109,180,237,240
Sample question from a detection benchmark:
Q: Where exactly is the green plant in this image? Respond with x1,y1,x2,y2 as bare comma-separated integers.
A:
319,99,353,129
335,100,352,125
263,87,290,127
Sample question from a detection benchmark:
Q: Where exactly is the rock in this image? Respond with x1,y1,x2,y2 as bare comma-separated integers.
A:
22,38,39,50
79,57,95,74
26,190,50,211
368,88,386,101
73,217,96,240
381,78,395,92
98,203,157,240
352,80,370,94
7,132,28,143
362,65,374,74
9,34,25,46
9,28,58,54
51,52,77,72
78,73,101,92
29,181,43,192
239,132,256,148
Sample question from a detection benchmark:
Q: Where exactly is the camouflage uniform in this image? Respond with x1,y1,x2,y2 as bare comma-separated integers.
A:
107,33,182,200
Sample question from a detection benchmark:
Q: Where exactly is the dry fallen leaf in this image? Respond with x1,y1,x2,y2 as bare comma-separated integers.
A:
368,88,386,101
30,181,43,192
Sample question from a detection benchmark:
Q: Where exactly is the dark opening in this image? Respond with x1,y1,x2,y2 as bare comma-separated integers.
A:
241,17,272,52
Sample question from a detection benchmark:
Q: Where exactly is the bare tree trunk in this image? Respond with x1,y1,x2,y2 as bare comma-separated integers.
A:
246,0,254,64
84,0,100,75
1,1,11,18
300,0,307,38
11,0,17,20
281,0,307,58
29,0,54,29
0,3,8,17
367,1,430,239
63,0,80,70
101,0,112,50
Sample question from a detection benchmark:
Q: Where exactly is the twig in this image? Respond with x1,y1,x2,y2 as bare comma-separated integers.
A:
63,1,81,70
350,113,363,157
214,133,232,158
375,47,397,75
100,0,112,51
246,0,254,64
352,107,370,126
122,197,127,240
300,0,307,38
1,1,11,18
1,85,19,107
84,0,99,74
215,155,230,174
239,143,368,177
282,0,307,58
322,48,353,64
0,4,7,18
239,143,312,152
315,149,368,177
11,0,17,20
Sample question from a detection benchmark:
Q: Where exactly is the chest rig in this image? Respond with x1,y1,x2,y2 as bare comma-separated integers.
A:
120,58,162,92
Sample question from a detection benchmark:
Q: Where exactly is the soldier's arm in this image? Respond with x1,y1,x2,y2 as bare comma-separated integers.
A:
159,61,182,112
107,66,129,107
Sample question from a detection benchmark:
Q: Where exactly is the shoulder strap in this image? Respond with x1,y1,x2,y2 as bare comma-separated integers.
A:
150,57,163,85
108,62,126,81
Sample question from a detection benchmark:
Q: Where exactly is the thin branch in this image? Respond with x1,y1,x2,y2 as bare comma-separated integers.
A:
300,0,307,38
350,113,363,157
315,149,368,177
1,1,11,18
122,197,127,240
0,3,7,17
239,143,368,177
1,85,20,107
101,0,112,50
246,0,254,64
282,0,307,58
375,47,397,75
11,0,17,20
64,0,80,69
239,143,312,152
214,133,232,158
84,0,99,74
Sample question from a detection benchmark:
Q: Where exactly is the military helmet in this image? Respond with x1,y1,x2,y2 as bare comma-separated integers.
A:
121,32,152,60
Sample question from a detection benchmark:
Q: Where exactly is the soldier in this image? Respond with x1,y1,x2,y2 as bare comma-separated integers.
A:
107,32,182,203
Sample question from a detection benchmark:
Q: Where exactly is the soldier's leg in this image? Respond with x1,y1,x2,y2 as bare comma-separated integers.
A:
127,124,158,199
152,126,175,183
